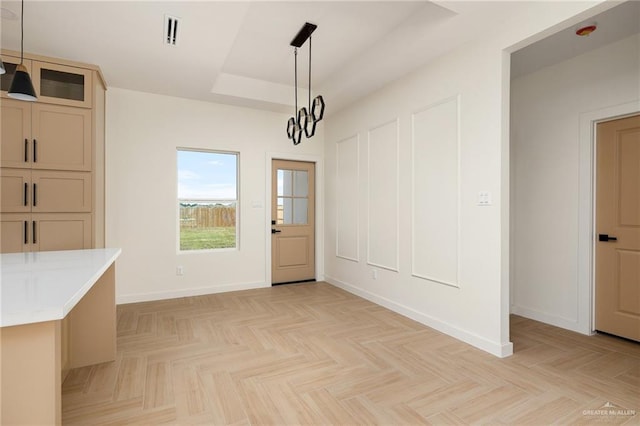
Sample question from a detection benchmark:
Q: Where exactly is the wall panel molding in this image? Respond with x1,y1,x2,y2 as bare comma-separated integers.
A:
411,96,460,287
367,119,399,272
336,134,360,262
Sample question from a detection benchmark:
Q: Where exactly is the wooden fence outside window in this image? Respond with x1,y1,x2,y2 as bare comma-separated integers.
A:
179,204,236,228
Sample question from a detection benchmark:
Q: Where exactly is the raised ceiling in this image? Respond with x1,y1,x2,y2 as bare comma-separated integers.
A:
511,0,640,79
0,1,634,114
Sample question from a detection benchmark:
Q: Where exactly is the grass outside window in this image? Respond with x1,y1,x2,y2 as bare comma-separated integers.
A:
179,226,236,250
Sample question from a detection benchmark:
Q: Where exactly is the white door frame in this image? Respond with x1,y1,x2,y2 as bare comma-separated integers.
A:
578,100,640,335
265,152,324,285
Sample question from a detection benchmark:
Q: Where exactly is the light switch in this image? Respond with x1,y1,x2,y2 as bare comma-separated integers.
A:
478,191,492,206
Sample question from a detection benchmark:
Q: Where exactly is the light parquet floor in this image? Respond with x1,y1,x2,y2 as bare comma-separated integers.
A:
62,282,640,425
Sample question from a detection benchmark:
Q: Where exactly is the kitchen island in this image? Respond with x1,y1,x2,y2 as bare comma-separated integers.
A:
1,248,121,425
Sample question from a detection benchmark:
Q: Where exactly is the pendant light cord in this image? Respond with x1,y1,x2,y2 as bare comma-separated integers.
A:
294,47,298,118
308,36,312,111
20,0,24,64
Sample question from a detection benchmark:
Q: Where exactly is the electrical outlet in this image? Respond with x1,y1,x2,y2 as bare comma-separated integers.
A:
176,266,184,276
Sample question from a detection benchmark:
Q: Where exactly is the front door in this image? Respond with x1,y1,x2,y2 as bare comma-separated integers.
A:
271,160,315,284
595,114,640,341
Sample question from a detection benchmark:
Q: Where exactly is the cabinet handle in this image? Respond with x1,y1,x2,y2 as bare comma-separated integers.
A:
24,221,28,244
33,183,37,207
32,221,37,244
33,139,37,163
24,182,28,206
24,139,28,162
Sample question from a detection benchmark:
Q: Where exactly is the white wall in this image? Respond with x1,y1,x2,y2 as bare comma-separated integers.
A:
324,2,609,357
511,34,640,333
325,37,512,358
106,88,323,303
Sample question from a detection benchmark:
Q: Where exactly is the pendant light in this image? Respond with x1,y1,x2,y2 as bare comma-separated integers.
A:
286,22,325,145
304,35,324,138
8,0,37,101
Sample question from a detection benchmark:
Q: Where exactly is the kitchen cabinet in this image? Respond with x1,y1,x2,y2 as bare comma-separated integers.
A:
0,212,92,253
1,54,92,108
0,50,105,253
1,99,91,171
1,168,92,213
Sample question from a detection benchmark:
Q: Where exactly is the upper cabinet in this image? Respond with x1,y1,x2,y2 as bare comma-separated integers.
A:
33,62,93,108
0,99,92,171
0,99,31,168
32,103,92,171
0,57,33,93
1,54,92,108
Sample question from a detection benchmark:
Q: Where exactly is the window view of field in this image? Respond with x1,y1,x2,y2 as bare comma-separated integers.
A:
179,203,236,250
177,150,238,251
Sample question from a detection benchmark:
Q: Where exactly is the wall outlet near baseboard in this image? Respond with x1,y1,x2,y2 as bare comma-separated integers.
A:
176,266,184,276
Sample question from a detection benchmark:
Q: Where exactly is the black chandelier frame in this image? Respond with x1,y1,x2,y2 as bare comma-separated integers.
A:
286,22,325,145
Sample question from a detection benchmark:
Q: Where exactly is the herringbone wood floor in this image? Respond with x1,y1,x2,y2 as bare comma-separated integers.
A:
62,282,640,425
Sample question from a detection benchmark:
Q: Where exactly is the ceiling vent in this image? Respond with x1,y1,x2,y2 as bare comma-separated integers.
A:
164,15,180,47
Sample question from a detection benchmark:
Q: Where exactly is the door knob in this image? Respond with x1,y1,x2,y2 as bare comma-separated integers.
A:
598,234,618,242
271,229,282,234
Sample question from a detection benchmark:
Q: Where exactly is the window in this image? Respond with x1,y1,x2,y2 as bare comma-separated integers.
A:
177,149,238,251
277,169,309,224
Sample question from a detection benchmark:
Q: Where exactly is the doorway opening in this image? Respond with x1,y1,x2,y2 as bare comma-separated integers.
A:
594,114,640,342
270,159,316,285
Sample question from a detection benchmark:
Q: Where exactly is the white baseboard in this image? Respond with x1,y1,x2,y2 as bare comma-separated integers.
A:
511,304,590,335
326,275,513,358
117,281,269,305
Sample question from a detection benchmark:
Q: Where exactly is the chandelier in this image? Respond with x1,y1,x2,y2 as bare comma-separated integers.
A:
286,22,325,145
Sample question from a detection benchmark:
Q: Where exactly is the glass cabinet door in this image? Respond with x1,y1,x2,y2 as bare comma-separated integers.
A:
33,61,92,108
0,56,32,99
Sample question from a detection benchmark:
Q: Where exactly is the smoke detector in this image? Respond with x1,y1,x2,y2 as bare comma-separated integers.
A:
576,24,597,37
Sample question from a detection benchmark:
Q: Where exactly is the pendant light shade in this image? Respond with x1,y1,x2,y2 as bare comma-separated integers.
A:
0,58,6,75
8,0,37,102
8,64,37,101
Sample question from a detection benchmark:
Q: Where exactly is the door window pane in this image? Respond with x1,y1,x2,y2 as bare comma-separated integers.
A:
293,171,308,197
278,170,292,196
278,197,293,224
0,62,18,92
276,167,309,225
293,198,308,224
283,198,293,224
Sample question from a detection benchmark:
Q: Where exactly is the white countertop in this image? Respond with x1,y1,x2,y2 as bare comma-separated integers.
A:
1,248,121,327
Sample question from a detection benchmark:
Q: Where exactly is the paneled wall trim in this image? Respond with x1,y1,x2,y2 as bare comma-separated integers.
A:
367,119,400,272
411,96,461,287
336,135,360,262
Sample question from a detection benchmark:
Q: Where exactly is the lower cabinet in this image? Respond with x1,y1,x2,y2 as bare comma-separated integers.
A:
0,213,91,253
